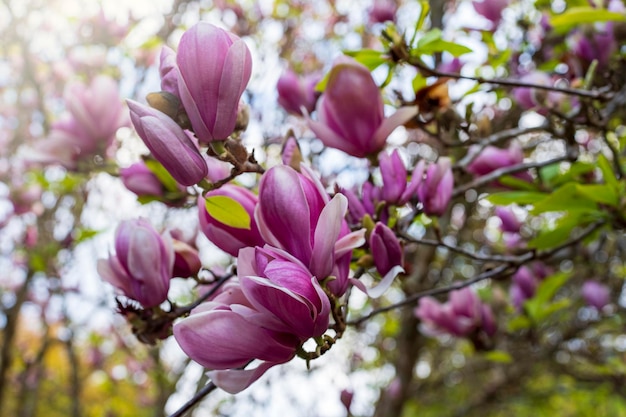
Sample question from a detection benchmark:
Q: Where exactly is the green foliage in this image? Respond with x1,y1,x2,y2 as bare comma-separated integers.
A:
550,7,626,32
204,195,251,229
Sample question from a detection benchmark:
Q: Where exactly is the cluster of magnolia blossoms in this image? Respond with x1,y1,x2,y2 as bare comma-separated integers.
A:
101,20,491,394
175,164,367,393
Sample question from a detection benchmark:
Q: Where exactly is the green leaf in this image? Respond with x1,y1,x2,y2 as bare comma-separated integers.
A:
530,183,597,214
485,191,547,205
73,228,100,244
576,184,619,207
525,271,572,322
597,153,619,188
144,159,179,192
550,7,626,29
527,213,583,250
343,49,388,71
414,1,430,33
497,175,540,191
416,28,442,49
418,39,473,57
412,73,427,91
507,315,532,331
204,195,251,229
484,350,513,364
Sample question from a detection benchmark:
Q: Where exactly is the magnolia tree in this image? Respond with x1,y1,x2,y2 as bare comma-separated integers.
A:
2,0,626,416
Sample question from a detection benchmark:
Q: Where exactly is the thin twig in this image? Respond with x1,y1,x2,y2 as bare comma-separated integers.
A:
453,155,572,197
168,382,218,417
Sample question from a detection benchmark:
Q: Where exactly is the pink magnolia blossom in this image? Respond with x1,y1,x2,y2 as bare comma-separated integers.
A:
171,238,202,278
308,57,417,158
466,143,532,182
127,100,208,186
276,69,321,116
582,280,610,310
369,222,403,277
415,287,496,338
495,206,521,233
379,150,425,206
159,46,180,97
120,162,166,198
176,22,252,143
198,184,265,257
30,75,127,169
174,246,330,393
368,0,397,24
255,165,365,296
417,158,454,216
472,0,510,28
97,219,174,308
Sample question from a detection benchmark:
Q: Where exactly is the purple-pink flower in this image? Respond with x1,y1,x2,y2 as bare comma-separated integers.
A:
466,143,532,182
127,100,208,186
415,287,496,338
379,150,425,206
582,280,610,310
173,246,330,393
176,22,253,143
369,222,403,277
276,69,320,116
472,0,510,28
417,158,454,216
368,0,397,24
495,206,521,233
30,75,127,169
120,162,167,198
255,165,365,296
198,184,265,257
97,219,174,308
308,56,417,158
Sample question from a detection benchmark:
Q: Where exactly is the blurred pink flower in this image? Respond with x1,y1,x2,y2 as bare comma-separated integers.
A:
98,219,174,308
277,69,321,116
30,75,127,169
582,280,610,310
415,287,496,338
417,158,454,216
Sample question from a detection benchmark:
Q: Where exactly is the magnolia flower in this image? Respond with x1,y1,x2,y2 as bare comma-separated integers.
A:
415,287,496,338
120,162,166,198
472,0,510,28
127,100,208,186
176,22,253,143
368,0,397,24
276,69,320,116
581,280,610,310
466,143,532,182
509,264,549,310
198,184,265,257
159,46,179,97
417,158,454,216
255,165,365,296
308,56,417,158
369,222,403,276
379,150,424,206
174,246,330,393
171,238,202,278
97,219,174,308
29,75,127,169
495,206,521,233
